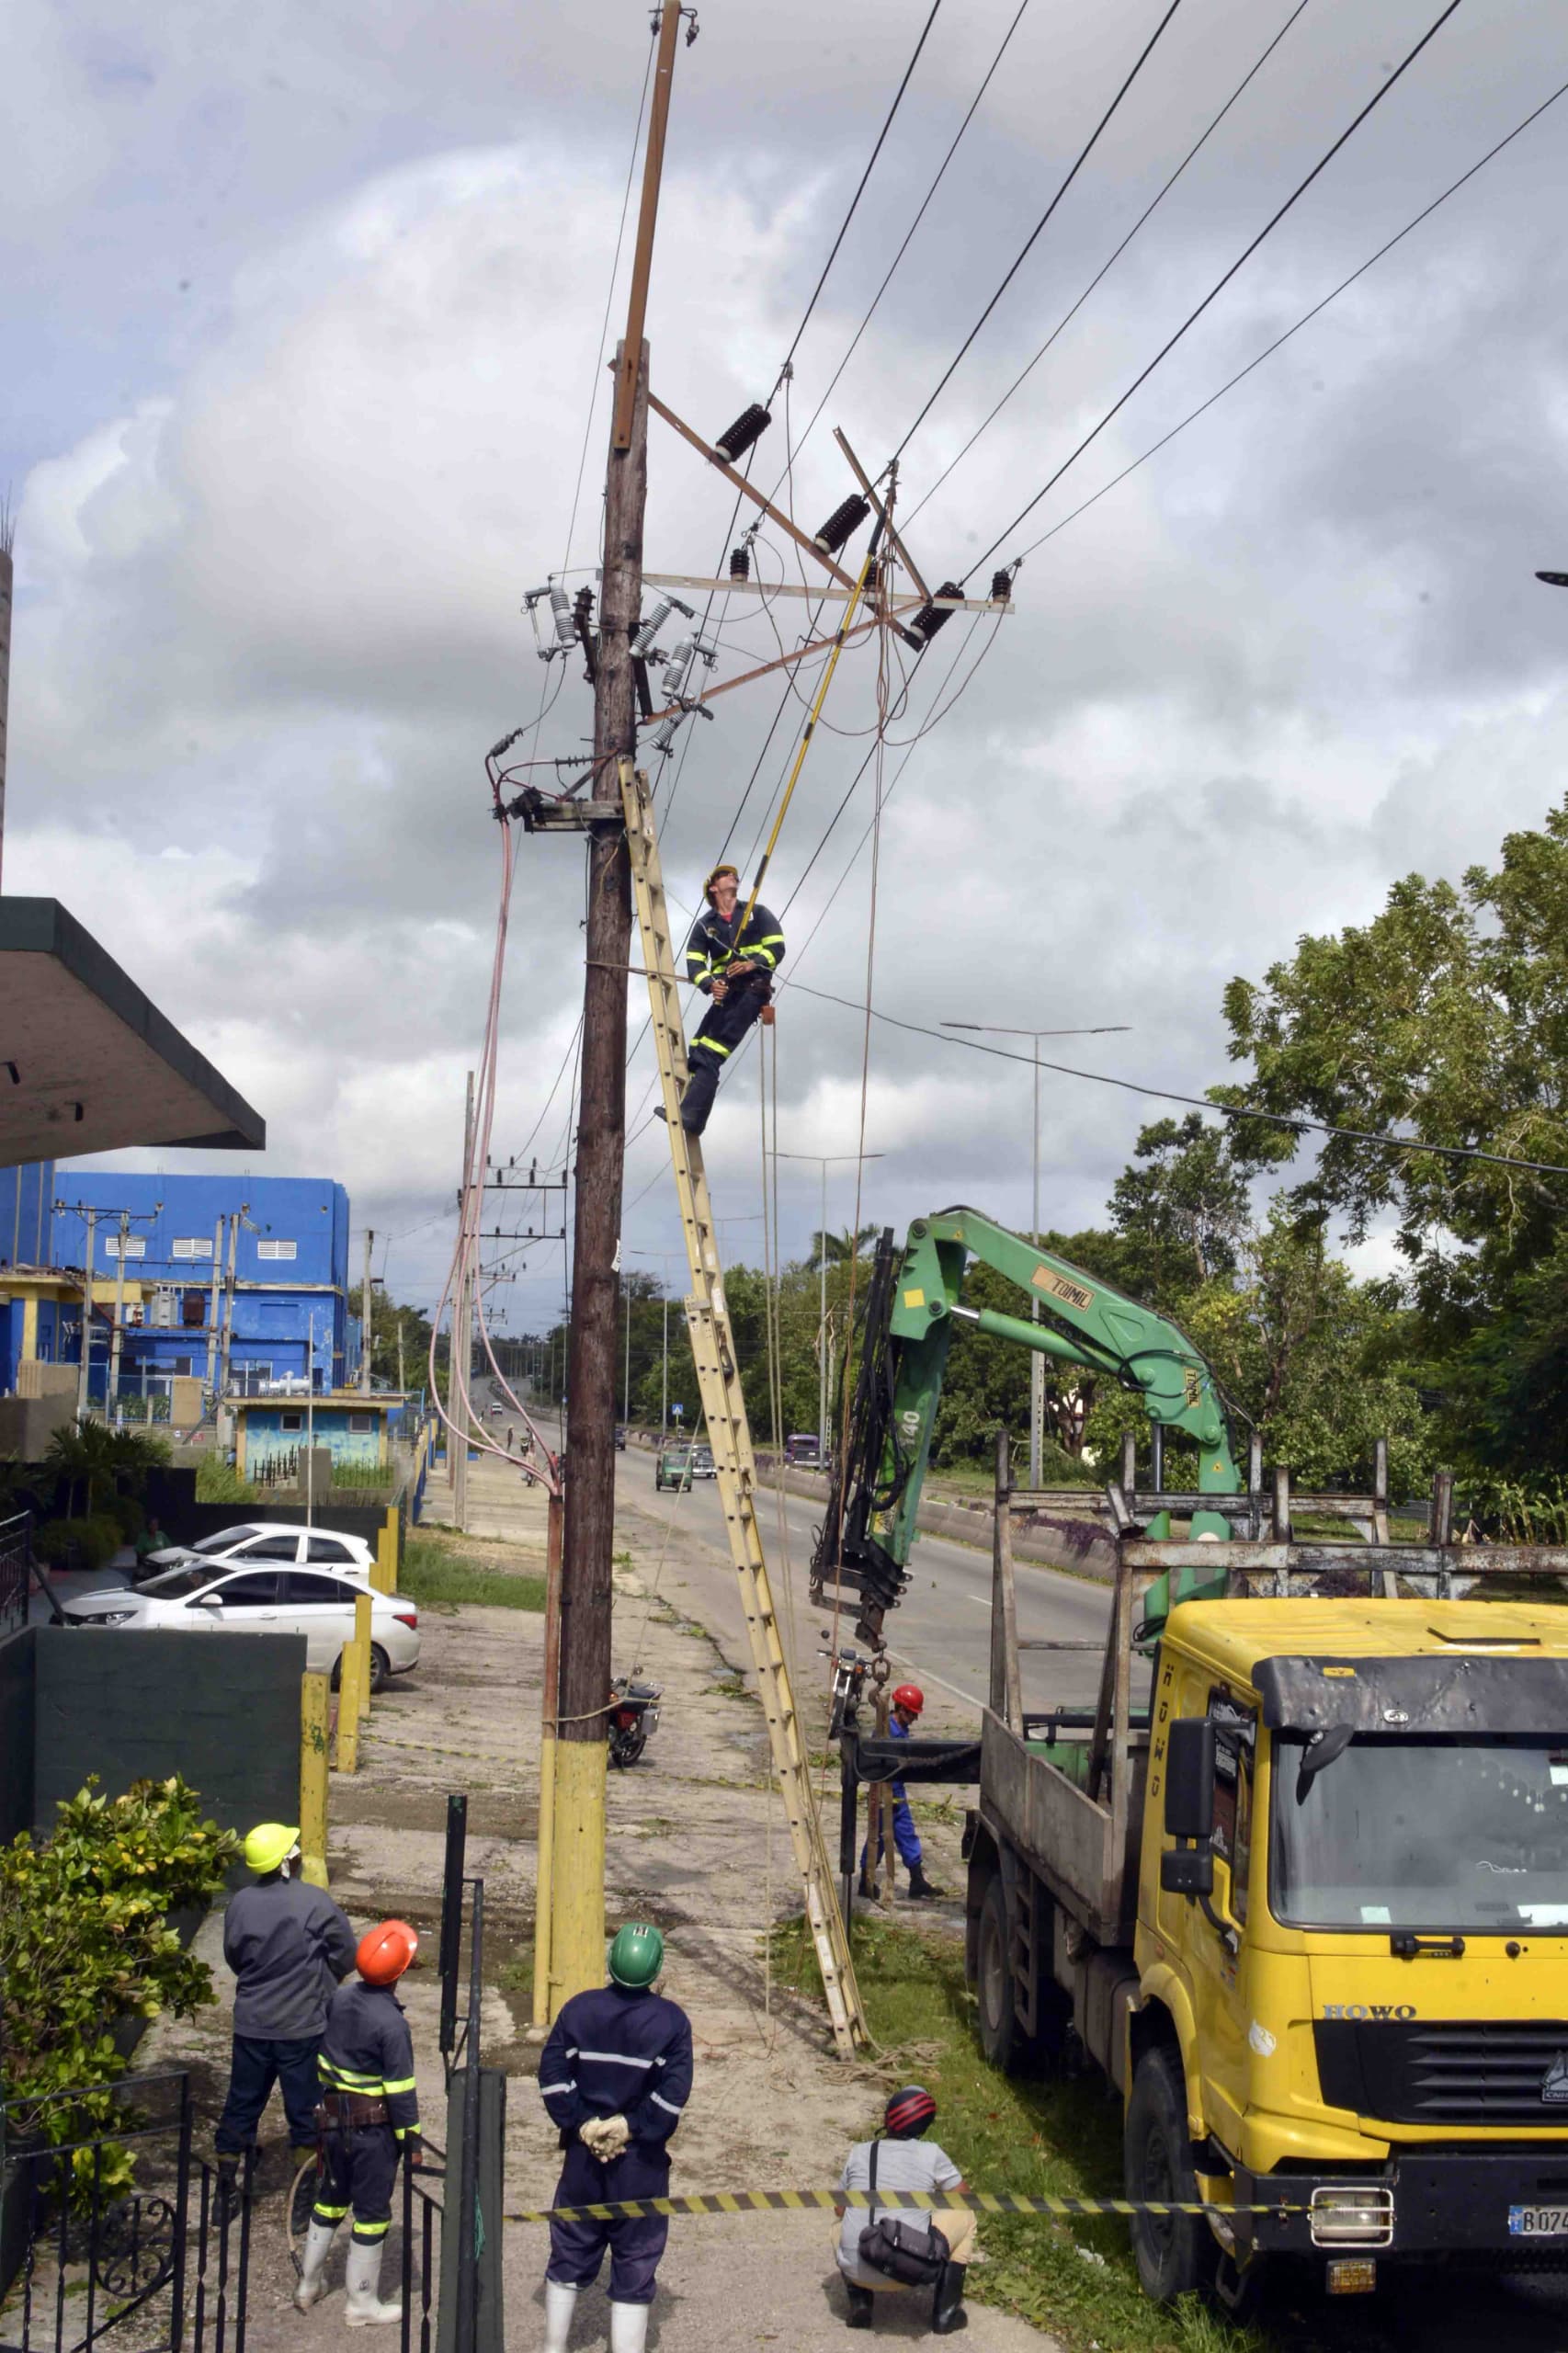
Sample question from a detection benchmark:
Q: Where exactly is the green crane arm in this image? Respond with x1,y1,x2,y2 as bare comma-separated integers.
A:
816,1207,1239,1639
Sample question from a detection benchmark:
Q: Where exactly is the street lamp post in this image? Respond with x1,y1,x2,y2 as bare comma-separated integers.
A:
941,1018,1130,1486
773,1152,885,1461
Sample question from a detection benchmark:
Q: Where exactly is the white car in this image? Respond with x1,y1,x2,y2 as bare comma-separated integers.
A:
691,1446,717,1481
63,1563,418,1689
141,1523,375,1581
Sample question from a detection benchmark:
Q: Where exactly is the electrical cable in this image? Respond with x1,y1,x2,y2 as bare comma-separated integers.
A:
778,980,1568,1178
961,0,1463,581
894,0,1189,460
562,31,659,575
1011,70,1568,563
778,0,1035,482
772,1,946,393
902,0,1315,529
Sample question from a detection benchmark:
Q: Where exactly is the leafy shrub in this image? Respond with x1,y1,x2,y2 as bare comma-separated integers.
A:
0,1778,238,2191
30,1516,119,1570
106,1493,145,1540
196,1456,257,1504
31,1518,79,1568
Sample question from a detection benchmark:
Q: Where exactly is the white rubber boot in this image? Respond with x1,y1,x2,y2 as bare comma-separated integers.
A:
293,2220,336,2313
344,2238,402,2326
543,2279,579,2353
608,2302,649,2353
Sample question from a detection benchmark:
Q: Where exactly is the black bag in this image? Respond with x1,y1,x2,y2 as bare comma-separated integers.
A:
856,2142,950,2287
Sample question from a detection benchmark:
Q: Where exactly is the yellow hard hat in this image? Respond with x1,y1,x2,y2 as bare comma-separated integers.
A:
244,1822,300,1875
704,863,739,899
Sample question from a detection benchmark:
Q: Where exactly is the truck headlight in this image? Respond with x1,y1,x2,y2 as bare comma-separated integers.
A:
1309,2187,1393,2248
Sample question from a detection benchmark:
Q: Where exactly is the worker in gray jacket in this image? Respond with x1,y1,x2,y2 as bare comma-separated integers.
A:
214,1821,358,2186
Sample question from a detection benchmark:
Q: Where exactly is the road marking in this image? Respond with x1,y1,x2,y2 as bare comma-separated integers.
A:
883,1648,984,1708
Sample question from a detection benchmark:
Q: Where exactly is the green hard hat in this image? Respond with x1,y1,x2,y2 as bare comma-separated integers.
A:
244,1822,300,1875
608,1922,664,1989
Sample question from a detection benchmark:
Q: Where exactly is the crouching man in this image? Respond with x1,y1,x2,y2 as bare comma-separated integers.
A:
294,1920,421,2326
835,2086,972,2334
539,1923,693,2353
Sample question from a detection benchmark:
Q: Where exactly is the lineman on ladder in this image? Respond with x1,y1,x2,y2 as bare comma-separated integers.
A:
858,1685,940,1902
538,1923,693,2353
671,863,786,1135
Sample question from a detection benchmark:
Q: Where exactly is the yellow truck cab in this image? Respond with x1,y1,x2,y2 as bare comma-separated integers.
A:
1139,1597,1568,2296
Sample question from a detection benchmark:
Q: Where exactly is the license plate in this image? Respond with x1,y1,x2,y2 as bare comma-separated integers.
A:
1508,2206,1568,2237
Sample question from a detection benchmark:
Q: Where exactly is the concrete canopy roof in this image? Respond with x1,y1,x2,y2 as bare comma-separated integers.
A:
1,899,265,1167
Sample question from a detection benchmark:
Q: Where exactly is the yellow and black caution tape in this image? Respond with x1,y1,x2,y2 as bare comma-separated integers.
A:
506,2188,1301,2224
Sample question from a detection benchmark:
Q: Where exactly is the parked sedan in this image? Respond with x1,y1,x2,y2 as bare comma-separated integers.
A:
140,1522,376,1581
655,1447,694,1493
62,1563,418,1690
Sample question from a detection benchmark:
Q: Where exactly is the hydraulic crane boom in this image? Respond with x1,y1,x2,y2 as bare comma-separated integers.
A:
813,1207,1241,1641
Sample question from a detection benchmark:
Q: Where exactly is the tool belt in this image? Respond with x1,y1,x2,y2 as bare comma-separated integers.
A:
316,2092,390,2129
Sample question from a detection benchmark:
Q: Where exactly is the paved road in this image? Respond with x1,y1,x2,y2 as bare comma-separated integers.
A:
618,1450,1124,1723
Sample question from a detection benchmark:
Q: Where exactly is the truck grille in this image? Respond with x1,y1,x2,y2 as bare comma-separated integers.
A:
1315,2019,1568,2128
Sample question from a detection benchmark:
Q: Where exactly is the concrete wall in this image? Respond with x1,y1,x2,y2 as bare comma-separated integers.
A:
0,1393,76,1459
29,1626,307,1849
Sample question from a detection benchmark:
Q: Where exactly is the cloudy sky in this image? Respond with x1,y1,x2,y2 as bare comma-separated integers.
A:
8,0,1568,1328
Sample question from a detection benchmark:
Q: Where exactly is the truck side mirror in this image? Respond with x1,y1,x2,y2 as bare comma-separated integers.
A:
1160,1845,1215,1896
1164,1718,1216,1841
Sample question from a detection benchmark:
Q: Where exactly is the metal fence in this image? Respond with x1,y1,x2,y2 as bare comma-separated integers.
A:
0,2074,251,2353
0,1512,29,1642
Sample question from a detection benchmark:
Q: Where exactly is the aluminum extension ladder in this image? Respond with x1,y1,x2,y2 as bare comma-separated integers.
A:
619,760,868,2055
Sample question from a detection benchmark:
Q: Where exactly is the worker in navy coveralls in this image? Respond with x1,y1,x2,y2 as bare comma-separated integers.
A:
538,1923,694,2353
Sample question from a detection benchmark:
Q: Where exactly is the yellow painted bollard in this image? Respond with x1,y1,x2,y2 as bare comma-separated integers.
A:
355,1589,373,1722
375,1509,397,1596
336,1643,360,1774
300,1671,331,1885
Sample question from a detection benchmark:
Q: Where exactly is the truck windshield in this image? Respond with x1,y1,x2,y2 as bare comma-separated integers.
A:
1271,1733,1568,1932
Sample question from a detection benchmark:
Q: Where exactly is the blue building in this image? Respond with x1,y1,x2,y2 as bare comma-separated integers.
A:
0,1164,352,1406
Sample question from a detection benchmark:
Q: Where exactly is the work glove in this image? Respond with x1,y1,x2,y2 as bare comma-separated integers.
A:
579,2114,631,2161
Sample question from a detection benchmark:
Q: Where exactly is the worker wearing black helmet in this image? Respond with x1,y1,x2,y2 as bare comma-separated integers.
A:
671,864,785,1135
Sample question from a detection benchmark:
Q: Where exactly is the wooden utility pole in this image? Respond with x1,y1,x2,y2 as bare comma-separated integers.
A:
552,0,681,2009
453,1071,475,1532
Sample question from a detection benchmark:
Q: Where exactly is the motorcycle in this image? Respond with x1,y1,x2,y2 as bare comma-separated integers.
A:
608,1677,662,1769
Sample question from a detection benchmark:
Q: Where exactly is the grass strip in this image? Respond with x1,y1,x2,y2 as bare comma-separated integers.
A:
778,1915,1264,2353
401,1536,546,1612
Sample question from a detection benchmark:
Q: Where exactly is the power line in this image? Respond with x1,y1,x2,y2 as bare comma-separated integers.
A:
781,980,1568,1179
903,0,1314,529
562,30,658,574
781,0,1035,473
962,0,1462,581
773,1,946,392
1013,71,1568,563
894,0,1188,460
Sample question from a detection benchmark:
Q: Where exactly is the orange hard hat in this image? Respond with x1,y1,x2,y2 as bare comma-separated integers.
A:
892,1683,925,1715
357,1919,419,1986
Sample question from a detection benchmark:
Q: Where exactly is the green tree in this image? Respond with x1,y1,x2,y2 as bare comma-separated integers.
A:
1217,796,1568,1472
1108,1114,1254,1307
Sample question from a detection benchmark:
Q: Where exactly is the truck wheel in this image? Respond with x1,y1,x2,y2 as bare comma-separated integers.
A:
1125,2043,1216,2303
975,1872,1029,2074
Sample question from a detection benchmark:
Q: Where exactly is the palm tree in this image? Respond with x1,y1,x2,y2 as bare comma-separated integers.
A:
808,1226,881,1272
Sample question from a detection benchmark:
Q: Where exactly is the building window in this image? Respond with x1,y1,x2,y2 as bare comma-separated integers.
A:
280,1411,304,1432
348,1413,374,1434
171,1237,214,1259
256,1239,298,1261
104,1235,147,1259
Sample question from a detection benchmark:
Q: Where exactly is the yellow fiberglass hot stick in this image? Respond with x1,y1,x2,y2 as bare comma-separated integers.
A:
735,524,886,943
